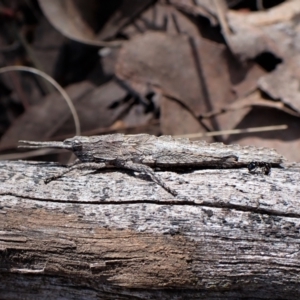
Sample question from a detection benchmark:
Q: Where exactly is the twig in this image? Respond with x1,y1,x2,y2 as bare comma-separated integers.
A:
175,125,288,139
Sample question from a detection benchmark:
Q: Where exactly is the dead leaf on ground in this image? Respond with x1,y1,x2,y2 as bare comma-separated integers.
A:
0,81,95,151
116,31,206,116
96,0,154,40
54,80,131,137
38,0,122,47
117,22,268,135
120,102,154,129
160,95,211,141
121,2,201,38
169,0,218,25
225,0,300,60
31,17,65,77
214,90,300,140
258,57,300,113
0,0,299,162
206,91,300,119
225,107,300,162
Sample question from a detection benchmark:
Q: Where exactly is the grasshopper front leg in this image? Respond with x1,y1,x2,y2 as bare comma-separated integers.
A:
44,162,107,184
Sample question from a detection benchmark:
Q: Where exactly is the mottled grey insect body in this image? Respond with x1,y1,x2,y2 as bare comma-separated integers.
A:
19,133,285,196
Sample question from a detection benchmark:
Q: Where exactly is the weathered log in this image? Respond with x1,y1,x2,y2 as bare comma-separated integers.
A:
0,159,300,300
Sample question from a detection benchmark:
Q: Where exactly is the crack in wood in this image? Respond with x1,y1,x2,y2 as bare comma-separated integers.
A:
1,191,300,218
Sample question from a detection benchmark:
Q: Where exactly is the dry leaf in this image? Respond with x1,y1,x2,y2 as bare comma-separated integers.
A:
258,58,300,113
0,81,94,150
170,0,218,25
117,26,266,131
38,0,121,47
226,0,300,59
160,95,210,139
116,31,206,116
97,0,153,40
53,80,131,136
225,107,300,162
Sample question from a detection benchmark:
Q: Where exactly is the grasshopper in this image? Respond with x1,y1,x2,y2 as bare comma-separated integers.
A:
19,134,284,196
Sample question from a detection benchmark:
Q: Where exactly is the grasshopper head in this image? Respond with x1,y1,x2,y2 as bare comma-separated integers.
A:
64,136,93,162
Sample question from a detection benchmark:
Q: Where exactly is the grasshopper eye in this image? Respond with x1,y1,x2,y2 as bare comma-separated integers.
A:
72,139,82,151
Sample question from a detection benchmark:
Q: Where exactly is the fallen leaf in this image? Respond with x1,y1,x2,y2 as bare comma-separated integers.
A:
0,81,94,150
214,90,300,140
97,0,153,40
117,8,270,135
116,31,207,116
160,95,210,140
121,2,206,39
170,0,218,25
225,107,300,162
38,0,121,47
53,80,131,136
225,0,300,59
258,58,300,113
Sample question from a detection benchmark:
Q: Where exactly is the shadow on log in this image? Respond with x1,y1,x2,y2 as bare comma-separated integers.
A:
0,160,300,299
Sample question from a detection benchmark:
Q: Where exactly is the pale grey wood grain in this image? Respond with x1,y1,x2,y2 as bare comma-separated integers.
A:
0,159,299,300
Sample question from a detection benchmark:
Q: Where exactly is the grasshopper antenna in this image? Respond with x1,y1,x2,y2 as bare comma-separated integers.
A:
18,140,72,150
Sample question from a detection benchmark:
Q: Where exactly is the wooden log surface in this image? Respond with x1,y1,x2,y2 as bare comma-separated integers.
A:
0,158,300,299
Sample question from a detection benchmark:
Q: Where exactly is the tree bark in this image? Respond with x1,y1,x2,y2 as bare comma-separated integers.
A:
0,159,300,299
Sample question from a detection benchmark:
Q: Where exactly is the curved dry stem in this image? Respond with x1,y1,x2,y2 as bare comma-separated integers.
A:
0,65,81,136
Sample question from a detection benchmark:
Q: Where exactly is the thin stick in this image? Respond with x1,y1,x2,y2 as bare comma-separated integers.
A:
175,125,288,139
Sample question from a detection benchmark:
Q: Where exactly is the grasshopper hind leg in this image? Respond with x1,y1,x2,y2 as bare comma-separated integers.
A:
115,161,178,197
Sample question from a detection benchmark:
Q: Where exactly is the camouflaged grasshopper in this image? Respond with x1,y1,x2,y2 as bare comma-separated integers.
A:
19,134,284,196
